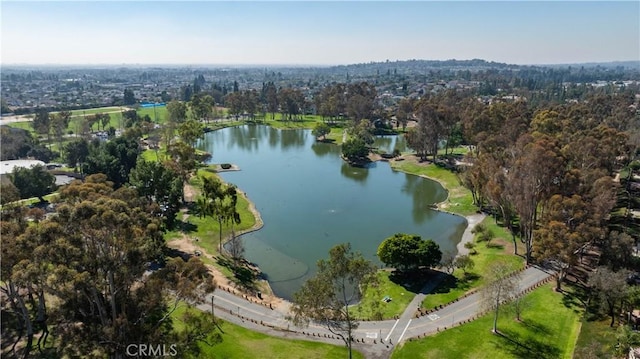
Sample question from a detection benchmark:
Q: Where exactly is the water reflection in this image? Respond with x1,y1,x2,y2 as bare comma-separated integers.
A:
198,125,466,300
401,173,446,224
311,141,339,157
374,134,407,154
340,162,369,183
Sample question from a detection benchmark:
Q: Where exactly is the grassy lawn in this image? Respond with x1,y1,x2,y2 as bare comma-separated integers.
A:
171,305,363,359
263,115,321,129
393,283,582,359
421,217,524,309
137,106,169,124
573,316,619,358
167,167,257,257
351,270,420,320
389,158,476,216
4,121,34,133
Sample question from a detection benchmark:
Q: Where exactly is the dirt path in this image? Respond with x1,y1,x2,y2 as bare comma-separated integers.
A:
167,235,289,312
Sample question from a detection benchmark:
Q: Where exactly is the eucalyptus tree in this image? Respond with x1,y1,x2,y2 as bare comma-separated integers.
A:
2,175,217,358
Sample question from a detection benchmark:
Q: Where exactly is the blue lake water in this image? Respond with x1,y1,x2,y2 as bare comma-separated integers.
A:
198,125,466,300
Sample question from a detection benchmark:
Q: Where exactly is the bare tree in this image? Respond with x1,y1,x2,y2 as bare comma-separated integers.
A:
290,243,377,359
226,231,245,261
481,260,521,333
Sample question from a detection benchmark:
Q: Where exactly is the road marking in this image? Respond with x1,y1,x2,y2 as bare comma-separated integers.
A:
428,314,440,321
397,319,412,343
366,332,377,339
385,319,400,342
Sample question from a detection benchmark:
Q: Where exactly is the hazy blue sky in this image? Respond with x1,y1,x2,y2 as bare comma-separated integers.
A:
2,1,638,66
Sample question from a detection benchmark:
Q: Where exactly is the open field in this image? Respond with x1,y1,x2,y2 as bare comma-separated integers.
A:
172,305,363,359
392,283,582,359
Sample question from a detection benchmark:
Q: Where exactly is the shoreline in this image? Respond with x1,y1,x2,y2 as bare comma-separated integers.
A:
191,131,479,310
222,154,481,304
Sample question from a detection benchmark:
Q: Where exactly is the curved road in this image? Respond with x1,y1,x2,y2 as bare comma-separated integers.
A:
194,214,553,358
196,265,552,359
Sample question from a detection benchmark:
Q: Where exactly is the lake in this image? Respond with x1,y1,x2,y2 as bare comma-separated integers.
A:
198,125,467,300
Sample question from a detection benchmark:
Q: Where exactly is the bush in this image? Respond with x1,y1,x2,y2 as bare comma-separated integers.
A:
471,223,487,235
478,228,495,243
464,241,477,255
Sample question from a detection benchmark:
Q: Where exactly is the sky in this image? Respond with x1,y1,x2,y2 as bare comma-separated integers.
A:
1,1,639,66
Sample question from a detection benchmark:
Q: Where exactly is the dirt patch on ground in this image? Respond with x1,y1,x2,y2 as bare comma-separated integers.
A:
183,182,198,203
167,235,289,311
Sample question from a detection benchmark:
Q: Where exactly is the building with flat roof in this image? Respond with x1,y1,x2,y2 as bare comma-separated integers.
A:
0,159,45,175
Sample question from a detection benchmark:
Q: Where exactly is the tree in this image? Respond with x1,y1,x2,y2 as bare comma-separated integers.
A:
2,175,218,358
129,159,184,229
506,134,564,264
31,109,51,145
312,122,331,141
395,98,414,130
588,266,629,327
167,100,188,124
123,88,136,105
342,138,369,163
51,110,71,156
481,260,520,333
0,182,21,205
454,254,475,275
83,136,140,188
64,138,89,171
377,233,442,272
278,87,305,121
264,82,279,120
177,119,204,147
190,93,214,122
290,243,377,359
167,141,198,185
535,194,600,291
10,164,56,201
225,92,244,120
195,177,241,253
55,177,210,356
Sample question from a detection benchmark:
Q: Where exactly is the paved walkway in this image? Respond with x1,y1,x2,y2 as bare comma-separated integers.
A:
192,213,554,358
196,264,553,359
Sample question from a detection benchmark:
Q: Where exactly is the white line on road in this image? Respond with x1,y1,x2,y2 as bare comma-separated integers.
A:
385,319,400,342
398,319,412,343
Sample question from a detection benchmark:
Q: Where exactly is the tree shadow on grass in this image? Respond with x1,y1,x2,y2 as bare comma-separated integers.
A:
426,272,478,296
217,256,259,293
519,318,552,336
560,286,588,314
485,242,504,250
491,328,561,359
388,269,437,293
173,214,198,234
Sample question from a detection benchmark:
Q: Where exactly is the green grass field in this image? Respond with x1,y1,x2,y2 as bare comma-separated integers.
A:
573,316,619,358
172,305,363,359
351,270,419,320
166,167,257,256
421,217,524,309
389,159,476,216
393,283,582,359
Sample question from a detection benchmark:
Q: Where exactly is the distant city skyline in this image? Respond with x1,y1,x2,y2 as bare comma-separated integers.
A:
1,1,638,66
